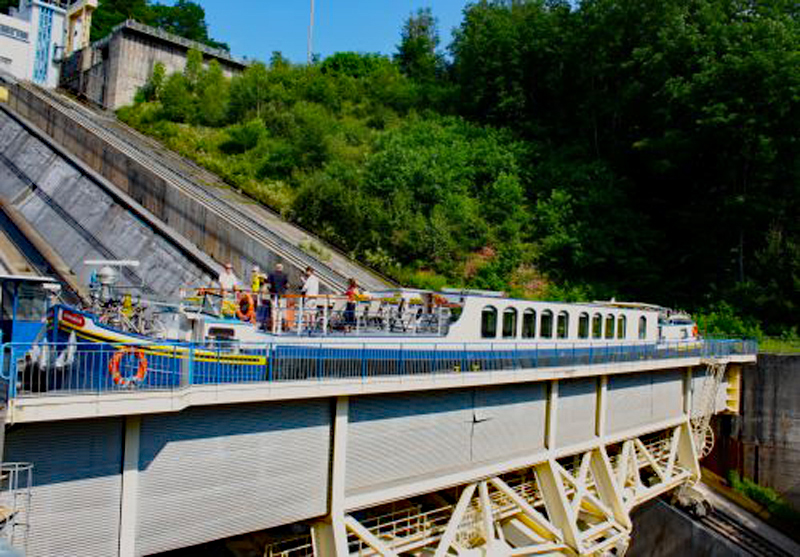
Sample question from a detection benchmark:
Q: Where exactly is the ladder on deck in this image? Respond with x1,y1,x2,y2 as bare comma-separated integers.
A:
692,358,727,458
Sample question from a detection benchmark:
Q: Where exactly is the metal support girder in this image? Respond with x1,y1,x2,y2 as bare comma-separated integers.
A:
489,477,562,544
344,515,398,557
433,483,477,557
614,421,698,510
479,481,497,550
313,396,350,556
534,460,582,552
118,415,141,557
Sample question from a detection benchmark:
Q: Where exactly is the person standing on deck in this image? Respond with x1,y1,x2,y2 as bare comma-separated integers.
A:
344,278,361,328
264,263,289,332
250,265,265,303
218,263,239,297
301,267,320,304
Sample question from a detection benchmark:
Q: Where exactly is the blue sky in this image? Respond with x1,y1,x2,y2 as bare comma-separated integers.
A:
179,1,473,63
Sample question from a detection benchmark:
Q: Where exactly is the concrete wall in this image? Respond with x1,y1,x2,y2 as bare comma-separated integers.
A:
628,500,743,557
0,105,215,296
5,82,390,292
60,20,246,110
0,13,32,80
735,354,800,508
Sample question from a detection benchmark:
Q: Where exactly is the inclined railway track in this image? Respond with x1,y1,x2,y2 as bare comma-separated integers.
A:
20,84,390,292
696,508,794,557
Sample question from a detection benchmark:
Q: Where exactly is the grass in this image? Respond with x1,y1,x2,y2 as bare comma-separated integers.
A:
727,471,800,526
760,337,800,354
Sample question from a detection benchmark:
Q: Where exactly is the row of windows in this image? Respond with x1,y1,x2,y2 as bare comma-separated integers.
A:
0,23,29,42
481,307,648,340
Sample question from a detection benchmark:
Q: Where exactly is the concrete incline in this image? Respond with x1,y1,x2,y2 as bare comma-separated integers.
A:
14,82,392,293
0,104,218,297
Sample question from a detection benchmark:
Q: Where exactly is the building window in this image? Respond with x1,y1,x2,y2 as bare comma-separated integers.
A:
605,314,615,339
33,5,54,83
0,23,29,42
522,309,536,338
502,308,517,338
592,313,602,339
639,316,647,339
557,311,569,339
541,310,554,339
481,306,498,338
578,312,589,339
617,315,627,339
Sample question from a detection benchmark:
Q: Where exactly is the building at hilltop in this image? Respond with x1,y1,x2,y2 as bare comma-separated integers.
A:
0,0,95,88
59,19,247,110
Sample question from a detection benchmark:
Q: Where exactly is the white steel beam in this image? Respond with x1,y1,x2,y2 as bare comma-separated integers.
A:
489,477,561,542
118,415,141,557
589,447,630,530
595,375,607,438
433,483,476,557
546,381,559,450
313,396,350,556
479,481,497,549
534,460,582,553
344,515,398,556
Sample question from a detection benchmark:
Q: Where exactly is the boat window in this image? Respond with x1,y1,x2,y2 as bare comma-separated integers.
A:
617,315,627,339
502,308,517,338
557,311,569,339
541,310,553,338
522,309,536,338
605,314,615,339
481,306,498,338
208,327,235,340
639,316,647,339
578,312,590,338
592,313,602,338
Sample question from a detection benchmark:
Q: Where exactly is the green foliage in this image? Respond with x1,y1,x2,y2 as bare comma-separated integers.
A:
694,302,763,340
160,73,193,122
196,60,228,126
91,0,149,42
395,8,443,82
117,0,799,330
92,0,228,49
728,470,800,525
0,0,17,15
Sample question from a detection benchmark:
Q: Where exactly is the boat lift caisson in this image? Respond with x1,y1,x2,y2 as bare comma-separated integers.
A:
1,267,749,398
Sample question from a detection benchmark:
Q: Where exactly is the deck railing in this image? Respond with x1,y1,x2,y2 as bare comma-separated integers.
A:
0,338,757,401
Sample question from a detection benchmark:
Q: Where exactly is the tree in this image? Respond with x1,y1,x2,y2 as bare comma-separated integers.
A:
139,61,166,102
197,60,229,126
149,0,229,50
91,0,228,50
395,8,442,82
91,0,150,42
160,73,193,122
228,62,270,121
183,48,203,91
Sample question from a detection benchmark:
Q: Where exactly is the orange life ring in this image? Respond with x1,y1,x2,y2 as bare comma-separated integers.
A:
692,324,699,338
236,292,256,323
109,347,147,386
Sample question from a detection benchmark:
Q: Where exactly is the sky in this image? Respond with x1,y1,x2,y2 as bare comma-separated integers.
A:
180,1,473,63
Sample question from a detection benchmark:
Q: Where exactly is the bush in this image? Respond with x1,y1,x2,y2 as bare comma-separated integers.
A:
695,302,763,340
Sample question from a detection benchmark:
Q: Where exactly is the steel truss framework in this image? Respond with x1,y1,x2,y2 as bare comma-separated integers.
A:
305,421,700,557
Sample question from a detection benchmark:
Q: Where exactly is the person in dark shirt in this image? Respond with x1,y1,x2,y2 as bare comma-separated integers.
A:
261,263,288,332
267,263,288,296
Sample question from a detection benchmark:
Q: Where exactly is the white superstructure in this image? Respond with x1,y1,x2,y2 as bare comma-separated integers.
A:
0,0,94,87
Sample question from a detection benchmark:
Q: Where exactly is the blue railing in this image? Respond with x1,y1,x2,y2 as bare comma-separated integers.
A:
0,338,757,400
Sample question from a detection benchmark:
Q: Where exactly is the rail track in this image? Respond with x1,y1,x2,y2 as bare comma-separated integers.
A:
696,507,794,557
20,83,391,292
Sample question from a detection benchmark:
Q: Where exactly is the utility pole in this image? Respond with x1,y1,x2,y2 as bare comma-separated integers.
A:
307,0,315,64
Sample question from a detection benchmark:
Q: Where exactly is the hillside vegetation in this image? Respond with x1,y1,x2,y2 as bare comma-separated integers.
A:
117,0,799,335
